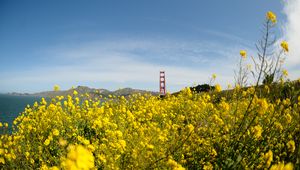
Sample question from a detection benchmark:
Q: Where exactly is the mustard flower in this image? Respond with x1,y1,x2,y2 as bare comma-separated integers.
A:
211,149,217,157
167,158,185,170
53,85,60,91
49,166,59,170
62,145,95,170
282,69,288,77
286,113,292,124
147,144,154,150
0,157,5,164
59,138,67,146
264,150,273,168
287,140,295,153
52,129,60,136
240,50,247,58
0,149,4,155
44,139,50,146
212,74,217,79
275,122,283,132
203,163,213,170
266,11,277,23
281,41,289,52
270,162,294,170
215,84,222,92
257,98,268,115
187,124,194,133
253,125,262,139
25,152,30,158
119,140,126,149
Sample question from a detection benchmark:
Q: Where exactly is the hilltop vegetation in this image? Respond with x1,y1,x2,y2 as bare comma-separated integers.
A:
7,86,158,98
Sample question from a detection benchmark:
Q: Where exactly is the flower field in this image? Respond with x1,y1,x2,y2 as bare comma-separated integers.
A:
1,11,299,170
0,84,299,169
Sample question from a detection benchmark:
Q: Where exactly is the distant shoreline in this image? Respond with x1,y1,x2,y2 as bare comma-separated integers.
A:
3,86,158,98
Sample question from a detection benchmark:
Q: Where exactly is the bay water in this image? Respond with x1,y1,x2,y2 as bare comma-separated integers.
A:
0,94,41,133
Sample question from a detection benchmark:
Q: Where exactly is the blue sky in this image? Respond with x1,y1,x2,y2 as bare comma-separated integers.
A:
0,0,299,93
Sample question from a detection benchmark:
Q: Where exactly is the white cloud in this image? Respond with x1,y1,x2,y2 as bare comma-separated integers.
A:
0,37,251,93
283,0,300,79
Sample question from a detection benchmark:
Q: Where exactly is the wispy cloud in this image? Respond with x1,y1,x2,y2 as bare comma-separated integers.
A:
0,37,252,93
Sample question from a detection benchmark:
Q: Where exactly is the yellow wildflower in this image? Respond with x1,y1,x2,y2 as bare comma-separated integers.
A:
0,157,5,164
270,162,294,170
257,98,268,115
73,90,78,95
30,158,34,164
253,125,263,139
287,140,295,153
147,144,154,150
240,50,247,58
215,84,222,92
274,122,283,132
52,129,60,136
44,139,50,146
119,140,126,149
282,69,288,77
25,151,30,158
211,148,217,157
167,158,185,170
53,85,60,91
40,164,49,170
49,166,59,170
62,145,94,170
266,11,277,23
187,124,194,133
0,149,4,155
286,113,292,124
212,74,217,79
0,122,2,128
281,41,289,52
203,162,213,170
264,150,273,168
59,138,67,146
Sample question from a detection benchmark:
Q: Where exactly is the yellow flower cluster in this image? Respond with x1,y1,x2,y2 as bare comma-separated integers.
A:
212,74,217,79
252,125,263,139
281,41,289,52
267,11,277,23
264,150,273,168
287,140,295,153
53,85,60,91
215,84,222,92
270,162,294,170
282,69,289,77
240,50,247,58
167,158,185,170
0,84,298,169
61,145,94,170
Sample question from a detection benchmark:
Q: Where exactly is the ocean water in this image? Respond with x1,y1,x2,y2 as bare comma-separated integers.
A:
0,94,41,133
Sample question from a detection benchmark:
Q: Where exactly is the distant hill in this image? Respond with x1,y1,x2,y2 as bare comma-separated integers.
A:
8,86,159,98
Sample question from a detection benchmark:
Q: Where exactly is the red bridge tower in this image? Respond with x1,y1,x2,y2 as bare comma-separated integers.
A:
159,71,166,95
